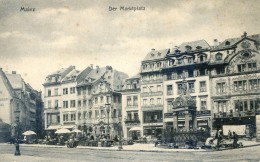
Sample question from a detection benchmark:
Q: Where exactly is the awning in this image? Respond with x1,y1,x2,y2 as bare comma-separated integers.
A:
46,125,61,130
62,125,76,129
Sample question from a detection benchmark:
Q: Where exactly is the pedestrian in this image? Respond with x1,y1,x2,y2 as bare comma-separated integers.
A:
228,130,232,141
214,129,223,150
232,131,238,148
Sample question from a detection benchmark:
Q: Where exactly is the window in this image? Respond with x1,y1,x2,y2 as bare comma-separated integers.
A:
216,66,225,74
127,96,132,106
150,98,154,105
100,96,104,103
83,100,86,107
113,109,117,118
48,100,51,108
216,82,226,93
71,114,76,121
134,113,138,121
198,68,206,76
133,96,138,105
157,62,161,68
177,59,182,65
78,100,81,107
177,83,183,94
54,88,58,96
143,99,147,105
187,57,194,63
200,98,207,110
157,98,162,105
88,99,92,106
149,86,154,92
63,88,68,95
248,63,257,71
157,85,161,91
63,114,69,121
188,69,194,77
237,64,246,72
48,90,51,97
188,82,195,93
167,100,172,110
200,81,206,92
95,110,99,118
166,73,172,80
234,80,247,92
70,100,76,108
63,101,68,108
54,100,58,108
77,88,81,95
225,41,230,46
167,85,173,95
249,79,258,90
70,87,75,94
127,112,132,120
89,111,92,119
95,97,98,104
177,70,183,79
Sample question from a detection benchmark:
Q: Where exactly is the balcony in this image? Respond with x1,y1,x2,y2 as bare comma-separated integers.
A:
141,79,163,84
141,105,163,111
141,91,163,97
214,111,255,118
124,119,140,124
126,105,139,110
143,119,163,123
44,107,60,113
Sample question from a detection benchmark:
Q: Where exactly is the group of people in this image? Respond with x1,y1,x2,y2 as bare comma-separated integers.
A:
214,129,239,149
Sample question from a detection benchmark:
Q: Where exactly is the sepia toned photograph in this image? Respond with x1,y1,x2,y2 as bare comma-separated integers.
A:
0,0,260,161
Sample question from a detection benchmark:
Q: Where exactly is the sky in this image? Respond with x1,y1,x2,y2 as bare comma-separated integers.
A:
0,0,259,91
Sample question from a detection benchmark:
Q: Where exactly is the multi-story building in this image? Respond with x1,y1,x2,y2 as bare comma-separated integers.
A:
140,49,169,138
162,40,212,132
0,69,43,142
209,33,260,134
121,74,142,139
43,65,128,139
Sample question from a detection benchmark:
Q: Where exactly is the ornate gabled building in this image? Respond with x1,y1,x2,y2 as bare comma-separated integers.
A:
76,65,128,138
209,33,260,135
121,74,141,139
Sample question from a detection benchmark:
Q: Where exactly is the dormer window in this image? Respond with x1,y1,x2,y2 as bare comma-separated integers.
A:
185,45,192,52
215,53,223,61
225,41,230,46
158,52,161,56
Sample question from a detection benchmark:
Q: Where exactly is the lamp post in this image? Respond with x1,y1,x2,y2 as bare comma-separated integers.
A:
118,116,123,150
14,109,21,156
105,103,110,139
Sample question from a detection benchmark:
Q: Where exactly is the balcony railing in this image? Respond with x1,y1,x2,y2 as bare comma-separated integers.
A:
143,119,163,123
214,111,255,118
124,119,140,124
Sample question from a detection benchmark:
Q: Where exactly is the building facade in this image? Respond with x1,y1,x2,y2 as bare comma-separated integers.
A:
121,74,142,139
210,33,260,135
0,69,43,142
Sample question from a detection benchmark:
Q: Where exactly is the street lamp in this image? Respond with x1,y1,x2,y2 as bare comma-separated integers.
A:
118,116,123,150
105,103,110,139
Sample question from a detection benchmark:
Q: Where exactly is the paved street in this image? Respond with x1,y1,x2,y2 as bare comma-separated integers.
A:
1,144,260,162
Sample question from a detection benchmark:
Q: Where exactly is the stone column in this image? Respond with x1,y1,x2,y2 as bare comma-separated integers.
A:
185,110,190,131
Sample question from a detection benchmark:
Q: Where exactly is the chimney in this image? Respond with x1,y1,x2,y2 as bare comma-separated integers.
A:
90,64,93,69
213,39,219,47
12,71,16,74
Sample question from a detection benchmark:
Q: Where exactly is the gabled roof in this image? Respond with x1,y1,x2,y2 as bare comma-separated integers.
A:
6,73,23,90
177,39,211,53
0,69,17,98
212,34,260,51
142,49,170,62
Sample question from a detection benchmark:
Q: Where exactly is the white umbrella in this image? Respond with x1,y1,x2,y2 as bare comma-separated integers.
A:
72,129,82,133
22,130,36,136
55,128,71,134
129,127,142,132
